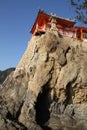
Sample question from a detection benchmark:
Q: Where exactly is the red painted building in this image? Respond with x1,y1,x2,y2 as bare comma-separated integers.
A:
30,10,87,42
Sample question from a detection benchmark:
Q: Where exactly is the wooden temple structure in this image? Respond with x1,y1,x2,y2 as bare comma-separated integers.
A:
30,10,87,42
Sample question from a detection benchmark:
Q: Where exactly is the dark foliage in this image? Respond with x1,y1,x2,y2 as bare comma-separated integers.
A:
70,0,87,25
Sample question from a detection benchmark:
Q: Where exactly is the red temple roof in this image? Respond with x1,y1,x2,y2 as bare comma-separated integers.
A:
30,10,76,34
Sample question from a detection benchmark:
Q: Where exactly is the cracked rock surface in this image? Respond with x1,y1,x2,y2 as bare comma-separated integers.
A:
0,31,87,130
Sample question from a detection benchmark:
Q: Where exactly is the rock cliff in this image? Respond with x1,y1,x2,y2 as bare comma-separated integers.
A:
0,31,87,130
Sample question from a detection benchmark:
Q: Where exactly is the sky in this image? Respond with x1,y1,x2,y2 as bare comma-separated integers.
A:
0,0,75,70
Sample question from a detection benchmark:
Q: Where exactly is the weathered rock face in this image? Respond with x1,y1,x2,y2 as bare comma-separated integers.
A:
0,31,87,130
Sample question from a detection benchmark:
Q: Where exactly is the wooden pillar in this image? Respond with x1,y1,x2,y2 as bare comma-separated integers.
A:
80,28,83,40
33,24,38,35
73,28,77,39
43,20,46,31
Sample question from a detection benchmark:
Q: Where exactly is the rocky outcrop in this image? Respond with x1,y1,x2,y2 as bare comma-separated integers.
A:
0,31,87,130
0,68,15,84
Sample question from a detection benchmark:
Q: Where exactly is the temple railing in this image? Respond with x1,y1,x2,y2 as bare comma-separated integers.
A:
58,28,76,38
36,24,46,31
82,33,87,42
34,24,87,42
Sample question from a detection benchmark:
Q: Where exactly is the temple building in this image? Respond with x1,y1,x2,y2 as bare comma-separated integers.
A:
30,10,87,42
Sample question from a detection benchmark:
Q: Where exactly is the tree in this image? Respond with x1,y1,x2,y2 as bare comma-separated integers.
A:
70,0,87,25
